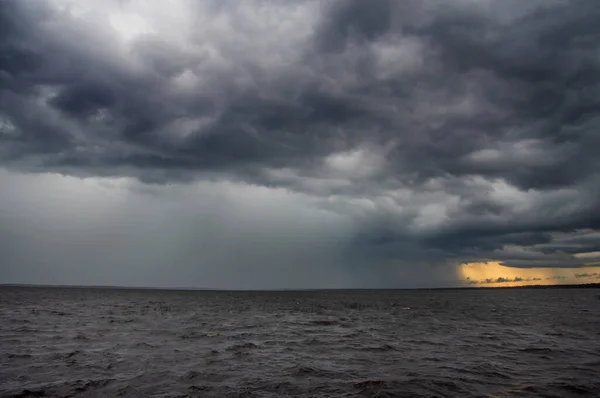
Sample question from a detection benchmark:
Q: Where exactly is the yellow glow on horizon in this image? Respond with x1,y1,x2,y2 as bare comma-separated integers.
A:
458,261,600,287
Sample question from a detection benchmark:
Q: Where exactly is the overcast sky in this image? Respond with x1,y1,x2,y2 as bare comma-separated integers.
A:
1,0,599,289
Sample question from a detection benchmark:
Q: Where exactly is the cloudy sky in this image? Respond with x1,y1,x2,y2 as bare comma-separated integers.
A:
1,0,599,289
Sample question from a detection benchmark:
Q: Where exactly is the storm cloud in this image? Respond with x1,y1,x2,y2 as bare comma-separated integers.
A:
1,0,599,288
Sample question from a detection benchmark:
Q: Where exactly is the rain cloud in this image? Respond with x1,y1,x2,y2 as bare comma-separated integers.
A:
1,0,599,288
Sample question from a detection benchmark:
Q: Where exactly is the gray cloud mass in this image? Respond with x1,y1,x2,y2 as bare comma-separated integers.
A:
1,0,599,288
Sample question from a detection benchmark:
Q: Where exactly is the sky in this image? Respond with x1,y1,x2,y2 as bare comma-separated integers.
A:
1,0,600,289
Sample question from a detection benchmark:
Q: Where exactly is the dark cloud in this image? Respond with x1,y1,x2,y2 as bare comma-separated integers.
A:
314,0,394,53
1,0,600,286
467,276,544,285
575,272,600,279
470,276,542,284
466,274,593,285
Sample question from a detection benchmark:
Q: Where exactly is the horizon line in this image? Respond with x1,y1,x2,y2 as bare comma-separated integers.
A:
1,282,599,292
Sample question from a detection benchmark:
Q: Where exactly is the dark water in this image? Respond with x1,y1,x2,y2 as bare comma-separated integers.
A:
1,287,599,397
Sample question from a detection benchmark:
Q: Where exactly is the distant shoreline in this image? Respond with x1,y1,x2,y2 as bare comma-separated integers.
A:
1,282,599,292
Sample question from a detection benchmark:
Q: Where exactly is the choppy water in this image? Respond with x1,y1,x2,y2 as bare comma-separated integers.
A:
1,287,599,397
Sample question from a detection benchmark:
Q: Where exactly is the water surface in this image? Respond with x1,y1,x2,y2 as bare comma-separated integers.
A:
1,287,599,397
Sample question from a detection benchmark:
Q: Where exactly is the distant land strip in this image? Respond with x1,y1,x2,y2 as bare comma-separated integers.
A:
1,283,599,291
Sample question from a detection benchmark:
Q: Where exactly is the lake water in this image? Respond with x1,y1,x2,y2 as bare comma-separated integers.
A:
1,287,599,397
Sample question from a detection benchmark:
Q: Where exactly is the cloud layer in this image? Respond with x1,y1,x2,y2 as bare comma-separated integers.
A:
1,0,599,287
